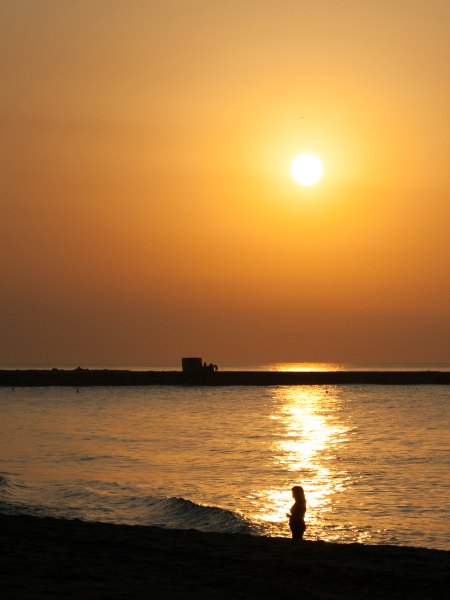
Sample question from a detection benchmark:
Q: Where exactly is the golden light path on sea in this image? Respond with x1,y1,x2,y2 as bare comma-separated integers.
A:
252,387,351,539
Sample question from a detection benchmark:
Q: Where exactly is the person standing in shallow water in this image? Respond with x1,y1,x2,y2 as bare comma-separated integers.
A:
287,485,306,540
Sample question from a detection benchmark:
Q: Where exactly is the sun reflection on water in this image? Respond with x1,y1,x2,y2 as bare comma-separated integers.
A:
253,387,349,539
261,362,344,372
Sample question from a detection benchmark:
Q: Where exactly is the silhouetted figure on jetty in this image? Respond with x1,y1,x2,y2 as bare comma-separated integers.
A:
287,485,306,540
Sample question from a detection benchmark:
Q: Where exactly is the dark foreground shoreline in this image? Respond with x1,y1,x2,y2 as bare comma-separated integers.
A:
1,514,448,599
1,368,450,387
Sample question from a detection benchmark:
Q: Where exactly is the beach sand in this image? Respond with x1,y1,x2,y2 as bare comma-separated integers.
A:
1,514,448,599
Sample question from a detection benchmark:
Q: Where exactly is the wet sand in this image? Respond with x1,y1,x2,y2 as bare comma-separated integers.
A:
1,514,448,599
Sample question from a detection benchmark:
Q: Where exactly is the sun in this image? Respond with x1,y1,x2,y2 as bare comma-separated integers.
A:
291,154,323,186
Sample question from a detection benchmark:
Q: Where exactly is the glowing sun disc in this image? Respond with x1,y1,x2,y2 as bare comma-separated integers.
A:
291,154,323,186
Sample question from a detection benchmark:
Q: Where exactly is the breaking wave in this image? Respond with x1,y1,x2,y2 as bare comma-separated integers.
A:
144,496,258,534
0,474,262,535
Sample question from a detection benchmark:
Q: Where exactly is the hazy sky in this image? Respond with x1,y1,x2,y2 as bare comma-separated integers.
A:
1,0,449,365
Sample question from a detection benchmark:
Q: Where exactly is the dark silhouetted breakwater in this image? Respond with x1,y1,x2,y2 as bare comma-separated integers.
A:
1,368,450,387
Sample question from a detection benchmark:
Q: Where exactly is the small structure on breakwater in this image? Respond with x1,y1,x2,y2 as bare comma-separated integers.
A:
181,357,218,374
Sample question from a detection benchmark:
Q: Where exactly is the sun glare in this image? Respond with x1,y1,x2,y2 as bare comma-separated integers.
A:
291,154,323,186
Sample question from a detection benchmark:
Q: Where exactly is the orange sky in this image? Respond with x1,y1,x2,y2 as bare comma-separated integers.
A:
1,0,449,365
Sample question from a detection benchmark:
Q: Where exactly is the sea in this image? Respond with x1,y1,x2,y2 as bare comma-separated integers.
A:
1,363,449,551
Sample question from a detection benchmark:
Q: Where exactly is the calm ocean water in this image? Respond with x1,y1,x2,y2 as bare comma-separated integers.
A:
1,364,449,550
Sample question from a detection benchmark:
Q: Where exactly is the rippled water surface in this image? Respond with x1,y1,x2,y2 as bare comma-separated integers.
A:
1,384,449,549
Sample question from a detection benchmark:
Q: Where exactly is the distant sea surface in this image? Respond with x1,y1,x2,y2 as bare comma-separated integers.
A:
1,363,449,550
